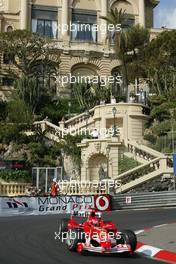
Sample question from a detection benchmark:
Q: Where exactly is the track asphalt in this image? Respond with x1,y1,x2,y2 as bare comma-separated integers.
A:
0,208,175,264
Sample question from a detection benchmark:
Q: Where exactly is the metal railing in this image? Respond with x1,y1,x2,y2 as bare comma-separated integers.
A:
111,191,176,210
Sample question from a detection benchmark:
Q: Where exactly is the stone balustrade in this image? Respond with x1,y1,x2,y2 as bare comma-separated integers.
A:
59,181,110,195
33,121,63,138
0,183,29,196
127,141,165,161
115,156,171,193
65,109,95,129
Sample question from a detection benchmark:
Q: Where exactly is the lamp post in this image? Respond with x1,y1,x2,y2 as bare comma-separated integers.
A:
60,148,65,180
106,145,110,179
112,107,117,137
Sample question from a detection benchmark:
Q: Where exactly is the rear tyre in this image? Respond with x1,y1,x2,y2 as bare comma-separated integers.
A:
59,218,69,238
120,229,137,253
66,229,85,252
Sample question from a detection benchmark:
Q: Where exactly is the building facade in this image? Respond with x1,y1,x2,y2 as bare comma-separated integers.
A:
0,0,159,99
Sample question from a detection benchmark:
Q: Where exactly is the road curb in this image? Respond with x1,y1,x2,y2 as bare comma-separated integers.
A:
135,222,176,264
136,241,176,264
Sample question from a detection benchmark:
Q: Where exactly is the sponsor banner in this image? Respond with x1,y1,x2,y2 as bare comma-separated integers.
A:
94,195,111,211
37,196,94,214
0,195,111,217
0,197,36,217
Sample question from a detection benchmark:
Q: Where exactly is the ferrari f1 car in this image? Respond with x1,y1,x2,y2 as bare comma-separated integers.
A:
59,210,137,255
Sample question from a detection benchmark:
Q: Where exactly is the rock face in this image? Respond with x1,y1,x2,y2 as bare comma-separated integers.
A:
63,154,80,180
127,175,175,193
0,143,28,160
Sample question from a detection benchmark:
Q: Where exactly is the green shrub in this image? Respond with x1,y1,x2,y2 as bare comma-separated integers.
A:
0,169,31,182
144,133,157,144
0,101,7,121
118,157,140,175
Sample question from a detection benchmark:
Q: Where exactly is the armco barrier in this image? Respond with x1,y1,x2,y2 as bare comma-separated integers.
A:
111,191,176,210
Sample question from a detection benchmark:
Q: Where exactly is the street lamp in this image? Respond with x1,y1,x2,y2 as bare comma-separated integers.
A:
112,107,117,137
60,148,65,180
106,145,110,179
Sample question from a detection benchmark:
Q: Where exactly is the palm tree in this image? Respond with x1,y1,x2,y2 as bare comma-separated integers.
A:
100,7,129,100
100,7,126,52
101,8,150,102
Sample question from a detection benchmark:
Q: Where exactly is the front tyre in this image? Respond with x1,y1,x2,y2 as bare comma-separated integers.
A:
66,229,85,252
121,229,137,253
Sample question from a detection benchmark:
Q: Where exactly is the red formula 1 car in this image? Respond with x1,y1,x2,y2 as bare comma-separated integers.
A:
59,210,137,255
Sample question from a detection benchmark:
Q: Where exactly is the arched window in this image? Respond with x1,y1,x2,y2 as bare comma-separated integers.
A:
111,1,135,32
6,25,13,32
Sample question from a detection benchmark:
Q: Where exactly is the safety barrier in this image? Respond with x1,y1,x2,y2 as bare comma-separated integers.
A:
0,195,111,217
0,183,29,197
111,191,176,210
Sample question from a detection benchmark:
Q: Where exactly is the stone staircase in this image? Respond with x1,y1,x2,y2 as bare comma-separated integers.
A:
116,141,173,193
124,141,165,164
31,107,95,140
30,108,173,193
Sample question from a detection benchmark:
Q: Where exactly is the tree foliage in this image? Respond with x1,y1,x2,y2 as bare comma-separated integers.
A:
145,30,176,94
101,8,149,100
0,30,60,80
14,75,41,114
72,82,111,110
121,25,149,83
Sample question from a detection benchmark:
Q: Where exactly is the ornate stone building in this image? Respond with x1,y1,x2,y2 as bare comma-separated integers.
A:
0,0,159,99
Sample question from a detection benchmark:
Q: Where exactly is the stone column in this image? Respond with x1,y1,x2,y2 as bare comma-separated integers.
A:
57,3,62,40
61,0,69,39
109,145,119,179
138,0,146,27
100,0,108,43
20,0,28,30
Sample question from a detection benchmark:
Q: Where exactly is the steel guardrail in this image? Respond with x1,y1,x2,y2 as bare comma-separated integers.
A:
111,191,176,210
